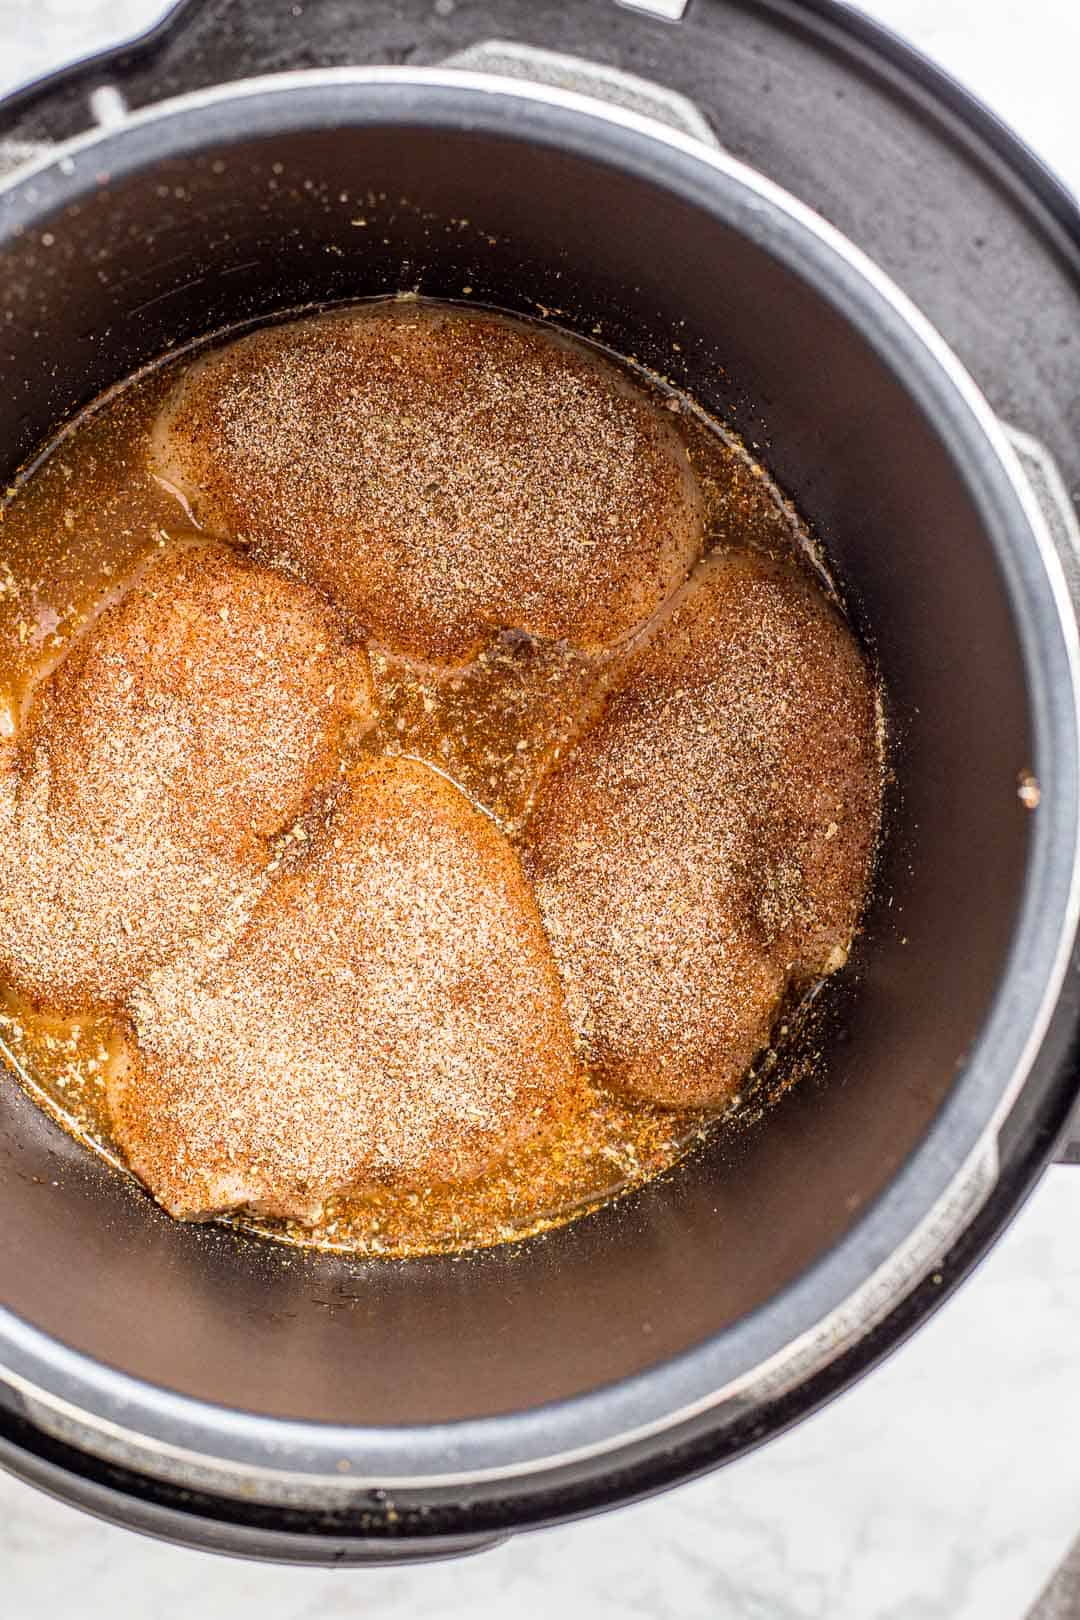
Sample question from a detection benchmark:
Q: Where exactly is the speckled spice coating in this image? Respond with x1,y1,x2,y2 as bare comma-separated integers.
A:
153,304,704,663
526,549,881,1108
116,756,580,1223
0,541,371,1012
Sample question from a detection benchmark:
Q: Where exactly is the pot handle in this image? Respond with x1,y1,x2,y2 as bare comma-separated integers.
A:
438,38,714,144
0,0,695,148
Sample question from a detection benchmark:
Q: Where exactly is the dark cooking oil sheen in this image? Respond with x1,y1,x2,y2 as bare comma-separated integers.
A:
0,297,820,1257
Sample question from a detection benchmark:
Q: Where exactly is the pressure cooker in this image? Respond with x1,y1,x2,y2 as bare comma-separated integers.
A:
0,0,1078,1564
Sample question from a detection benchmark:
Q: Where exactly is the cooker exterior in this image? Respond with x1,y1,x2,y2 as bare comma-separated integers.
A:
0,4,1078,1565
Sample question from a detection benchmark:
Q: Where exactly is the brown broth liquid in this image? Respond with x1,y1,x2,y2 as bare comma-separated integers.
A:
0,299,828,1257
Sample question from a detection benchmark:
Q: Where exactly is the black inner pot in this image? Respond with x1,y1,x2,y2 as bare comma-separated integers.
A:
0,78,1070,1475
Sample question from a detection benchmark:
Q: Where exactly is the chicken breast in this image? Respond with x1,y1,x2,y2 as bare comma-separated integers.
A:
0,542,371,1012
112,756,579,1224
150,304,704,664
524,549,881,1109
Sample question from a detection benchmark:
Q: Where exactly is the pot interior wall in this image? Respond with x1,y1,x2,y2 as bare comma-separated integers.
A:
0,105,1033,1426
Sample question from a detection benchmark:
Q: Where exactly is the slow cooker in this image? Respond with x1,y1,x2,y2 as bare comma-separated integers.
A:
0,0,1079,1564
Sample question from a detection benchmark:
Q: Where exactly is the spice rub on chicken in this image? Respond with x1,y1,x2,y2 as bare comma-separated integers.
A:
150,305,704,665
0,542,372,1013
0,294,887,1258
110,757,580,1224
524,549,881,1110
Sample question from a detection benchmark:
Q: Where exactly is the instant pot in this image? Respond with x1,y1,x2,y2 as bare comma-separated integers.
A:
1,0,1079,1565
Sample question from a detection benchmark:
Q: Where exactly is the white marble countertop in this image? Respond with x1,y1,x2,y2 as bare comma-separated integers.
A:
1,3,1079,1616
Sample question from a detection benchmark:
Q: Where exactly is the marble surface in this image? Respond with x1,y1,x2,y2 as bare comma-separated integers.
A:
1,3,1080,1616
